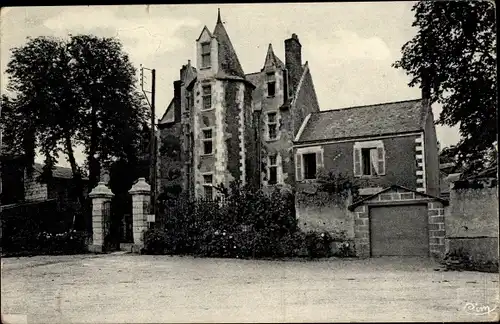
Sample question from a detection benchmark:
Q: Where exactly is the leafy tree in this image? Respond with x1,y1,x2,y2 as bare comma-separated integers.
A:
439,144,497,176
393,0,497,176
4,35,149,230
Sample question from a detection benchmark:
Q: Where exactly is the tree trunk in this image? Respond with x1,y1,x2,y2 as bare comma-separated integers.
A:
64,134,87,231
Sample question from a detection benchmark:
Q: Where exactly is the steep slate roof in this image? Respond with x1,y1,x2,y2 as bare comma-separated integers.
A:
158,98,175,125
245,72,263,111
297,99,426,143
262,44,285,71
213,10,245,79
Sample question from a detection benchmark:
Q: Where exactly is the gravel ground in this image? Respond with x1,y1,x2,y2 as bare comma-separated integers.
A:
1,253,499,323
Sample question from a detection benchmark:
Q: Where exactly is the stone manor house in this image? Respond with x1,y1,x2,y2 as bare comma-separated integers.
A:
158,11,320,199
158,11,441,201
156,11,451,259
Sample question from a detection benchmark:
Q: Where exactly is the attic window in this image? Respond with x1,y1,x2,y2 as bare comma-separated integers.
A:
266,72,276,97
201,42,211,68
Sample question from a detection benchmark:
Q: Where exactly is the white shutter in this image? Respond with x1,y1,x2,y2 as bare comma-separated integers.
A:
316,150,324,174
377,146,386,175
353,147,362,176
295,153,303,181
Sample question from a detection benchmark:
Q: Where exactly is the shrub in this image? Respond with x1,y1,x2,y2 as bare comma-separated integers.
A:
1,200,89,256
146,181,355,260
36,230,88,254
305,231,334,258
442,247,499,273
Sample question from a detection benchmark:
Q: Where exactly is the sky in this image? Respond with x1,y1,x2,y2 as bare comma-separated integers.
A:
0,3,460,167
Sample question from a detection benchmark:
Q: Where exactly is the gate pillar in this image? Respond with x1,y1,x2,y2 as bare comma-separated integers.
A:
129,178,151,253
88,181,114,253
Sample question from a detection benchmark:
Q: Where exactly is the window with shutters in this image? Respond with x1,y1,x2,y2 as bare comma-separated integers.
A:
201,42,211,68
295,146,324,181
202,128,214,155
353,141,385,177
266,111,278,141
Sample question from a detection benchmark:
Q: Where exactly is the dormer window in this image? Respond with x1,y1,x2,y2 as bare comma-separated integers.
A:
201,42,211,68
266,72,276,97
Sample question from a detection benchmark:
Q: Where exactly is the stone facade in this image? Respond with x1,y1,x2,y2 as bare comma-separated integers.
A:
158,12,319,198
427,201,445,258
296,191,355,239
24,171,48,201
353,205,370,258
445,186,498,263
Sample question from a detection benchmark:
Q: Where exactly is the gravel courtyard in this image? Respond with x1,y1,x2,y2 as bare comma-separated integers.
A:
1,253,498,323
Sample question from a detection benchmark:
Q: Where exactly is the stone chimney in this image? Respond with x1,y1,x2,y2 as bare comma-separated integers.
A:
285,33,303,98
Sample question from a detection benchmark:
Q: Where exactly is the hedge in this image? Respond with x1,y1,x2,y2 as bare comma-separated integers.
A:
1,200,89,256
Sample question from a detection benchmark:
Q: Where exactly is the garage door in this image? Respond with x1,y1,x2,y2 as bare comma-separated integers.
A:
370,204,429,257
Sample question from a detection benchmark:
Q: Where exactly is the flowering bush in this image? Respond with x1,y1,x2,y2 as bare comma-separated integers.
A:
36,230,88,254
144,182,356,259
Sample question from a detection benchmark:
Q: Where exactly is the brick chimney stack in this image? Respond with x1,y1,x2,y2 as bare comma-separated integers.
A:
285,33,303,99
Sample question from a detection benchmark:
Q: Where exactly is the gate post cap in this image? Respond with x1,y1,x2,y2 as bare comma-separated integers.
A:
129,177,151,195
89,182,114,198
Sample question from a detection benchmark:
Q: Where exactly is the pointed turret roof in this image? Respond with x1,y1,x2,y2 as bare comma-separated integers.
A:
262,43,285,71
213,9,245,78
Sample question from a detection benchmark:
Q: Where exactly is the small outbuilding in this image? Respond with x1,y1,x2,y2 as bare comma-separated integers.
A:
348,185,448,259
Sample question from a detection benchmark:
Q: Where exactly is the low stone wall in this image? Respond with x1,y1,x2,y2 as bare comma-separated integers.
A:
445,187,499,263
295,191,354,240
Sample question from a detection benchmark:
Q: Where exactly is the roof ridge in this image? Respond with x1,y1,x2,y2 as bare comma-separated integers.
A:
313,98,422,114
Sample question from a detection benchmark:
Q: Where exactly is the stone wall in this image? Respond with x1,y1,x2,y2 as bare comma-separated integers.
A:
428,201,446,258
24,173,48,201
445,187,499,262
295,191,354,239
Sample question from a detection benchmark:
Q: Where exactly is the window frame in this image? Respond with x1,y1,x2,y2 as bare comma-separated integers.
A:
201,84,213,111
266,111,279,141
266,72,276,97
353,140,386,177
295,146,324,182
201,42,211,69
201,172,214,200
267,154,279,185
302,153,317,180
201,127,214,156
